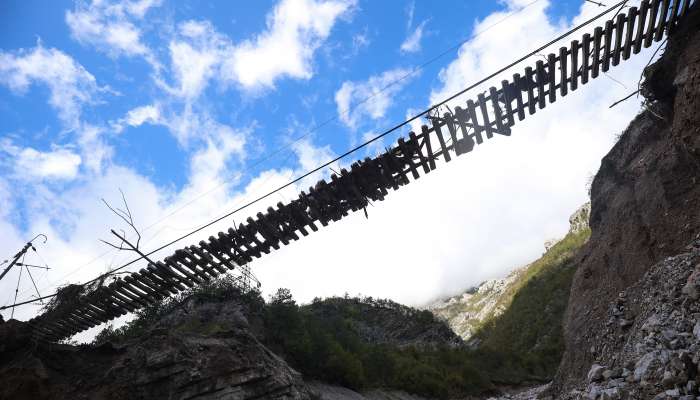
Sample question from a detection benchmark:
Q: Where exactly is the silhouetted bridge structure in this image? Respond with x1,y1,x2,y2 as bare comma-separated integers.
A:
27,0,696,341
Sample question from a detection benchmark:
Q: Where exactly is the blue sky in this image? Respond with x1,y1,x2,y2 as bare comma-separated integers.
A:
0,0,655,327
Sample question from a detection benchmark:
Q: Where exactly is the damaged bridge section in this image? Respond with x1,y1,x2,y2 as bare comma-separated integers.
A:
30,0,695,342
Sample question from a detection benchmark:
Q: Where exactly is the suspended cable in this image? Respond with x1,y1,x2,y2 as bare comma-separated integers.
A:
1,0,628,311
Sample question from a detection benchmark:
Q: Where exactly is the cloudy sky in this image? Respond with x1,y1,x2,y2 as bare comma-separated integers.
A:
0,0,657,328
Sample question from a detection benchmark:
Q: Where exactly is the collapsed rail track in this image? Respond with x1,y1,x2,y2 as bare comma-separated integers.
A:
26,0,696,341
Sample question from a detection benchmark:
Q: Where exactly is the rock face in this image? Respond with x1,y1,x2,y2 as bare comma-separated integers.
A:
428,203,590,342
427,265,528,341
0,298,310,400
555,6,700,393
561,237,700,399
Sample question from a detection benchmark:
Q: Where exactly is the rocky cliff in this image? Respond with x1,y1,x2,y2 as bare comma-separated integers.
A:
0,288,465,400
553,4,700,395
0,295,310,400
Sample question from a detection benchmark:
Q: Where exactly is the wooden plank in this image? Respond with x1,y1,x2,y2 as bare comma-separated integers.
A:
93,290,129,315
442,112,460,151
72,309,100,327
147,263,184,291
176,249,213,279
466,100,485,143
277,202,308,237
592,26,603,78
266,207,293,244
191,246,227,274
410,131,430,173
525,67,536,114
559,47,568,96
679,0,690,19
499,81,515,127
511,73,526,120
644,0,661,48
270,205,299,242
139,270,175,296
477,93,494,139
654,0,670,41
602,20,613,72
376,153,400,190
157,260,195,288
634,0,650,54
132,270,170,298
623,7,638,60
430,118,450,162
104,287,138,312
128,274,165,299
83,303,111,322
306,187,328,227
222,230,252,263
110,281,149,308
581,33,592,84
365,156,388,200
252,214,280,250
117,280,153,304
316,180,342,221
397,138,419,179
168,253,205,283
420,126,437,170
547,54,557,103
489,87,509,136
244,220,271,255
535,60,546,109
612,14,626,66
65,311,94,328
667,0,681,34
292,198,318,233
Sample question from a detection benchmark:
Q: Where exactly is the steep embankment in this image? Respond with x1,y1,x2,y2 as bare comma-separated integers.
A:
562,236,700,399
554,5,700,394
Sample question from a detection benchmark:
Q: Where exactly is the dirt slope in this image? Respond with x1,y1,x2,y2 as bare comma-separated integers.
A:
553,6,700,393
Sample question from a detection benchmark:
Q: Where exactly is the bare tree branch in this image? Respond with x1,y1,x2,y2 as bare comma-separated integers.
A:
100,188,142,256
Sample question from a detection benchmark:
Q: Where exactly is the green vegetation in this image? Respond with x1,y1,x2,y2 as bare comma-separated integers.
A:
473,227,591,381
263,289,494,398
92,228,589,398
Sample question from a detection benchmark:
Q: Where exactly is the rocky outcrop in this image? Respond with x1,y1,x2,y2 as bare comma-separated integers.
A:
555,6,700,393
0,297,310,400
428,265,528,341
428,203,590,342
561,237,700,399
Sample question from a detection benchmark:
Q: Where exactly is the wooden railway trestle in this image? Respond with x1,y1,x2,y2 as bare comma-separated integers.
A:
28,0,697,342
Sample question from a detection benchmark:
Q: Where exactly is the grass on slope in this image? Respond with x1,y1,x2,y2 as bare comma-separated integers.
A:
474,227,591,382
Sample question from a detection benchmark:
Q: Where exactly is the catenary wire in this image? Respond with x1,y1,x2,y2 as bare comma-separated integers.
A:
1,0,627,311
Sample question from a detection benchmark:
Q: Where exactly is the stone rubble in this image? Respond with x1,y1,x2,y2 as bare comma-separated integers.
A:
561,235,700,400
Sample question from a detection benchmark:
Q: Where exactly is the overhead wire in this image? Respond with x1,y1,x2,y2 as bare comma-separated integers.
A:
17,0,545,298
3,0,628,311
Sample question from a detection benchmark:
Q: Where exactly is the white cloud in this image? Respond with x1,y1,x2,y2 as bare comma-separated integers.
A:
405,1,415,30
0,0,660,340
221,0,355,90
165,20,232,100
125,104,161,127
1,140,82,181
0,45,102,128
65,0,161,64
400,20,426,53
335,67,417,130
